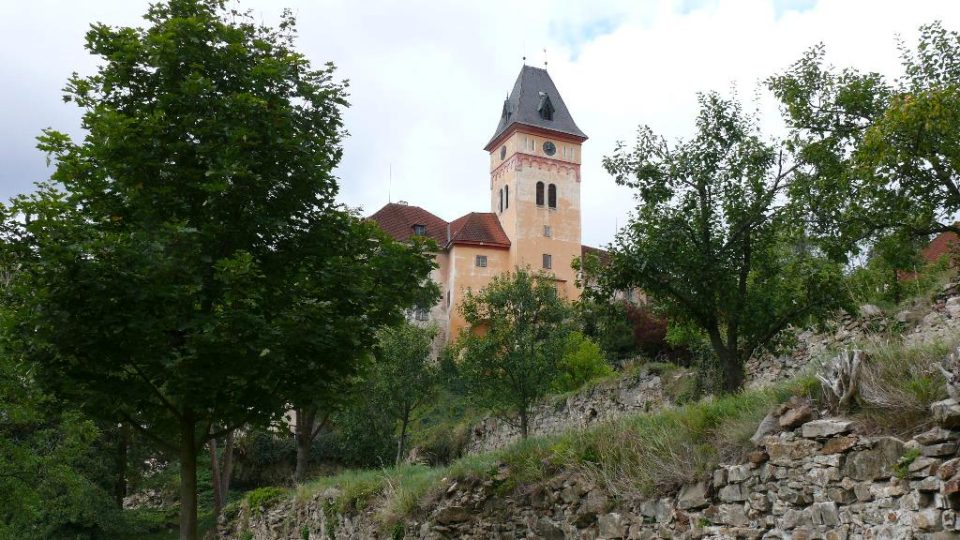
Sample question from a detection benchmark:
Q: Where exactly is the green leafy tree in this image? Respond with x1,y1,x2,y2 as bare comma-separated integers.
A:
600,92,847,392
0,356,122,540
456,268,572,438
372,322,439,465
0,2,434,538
551,331,612,393
770,21,960,247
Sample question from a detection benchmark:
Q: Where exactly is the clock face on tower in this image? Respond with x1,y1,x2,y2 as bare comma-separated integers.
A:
543,141,557,156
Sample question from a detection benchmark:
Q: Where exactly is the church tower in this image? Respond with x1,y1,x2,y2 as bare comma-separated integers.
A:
484,66,588,298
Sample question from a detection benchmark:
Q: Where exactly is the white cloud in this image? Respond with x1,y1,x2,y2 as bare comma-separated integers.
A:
2,0,959,247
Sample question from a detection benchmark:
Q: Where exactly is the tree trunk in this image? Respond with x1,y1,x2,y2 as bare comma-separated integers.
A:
114,423,129,508
179,412,199,540
395,410,410,466
221,430,235,499
294,407,315,483
208,436,223,517
719,348,745,394
518,408,529,439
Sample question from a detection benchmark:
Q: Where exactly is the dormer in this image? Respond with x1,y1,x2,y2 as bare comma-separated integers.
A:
538,93,554,121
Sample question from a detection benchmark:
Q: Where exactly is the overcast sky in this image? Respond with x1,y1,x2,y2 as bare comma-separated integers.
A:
2,0,960,247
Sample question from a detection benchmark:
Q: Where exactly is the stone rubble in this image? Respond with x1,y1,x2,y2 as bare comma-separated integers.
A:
223,398,960,539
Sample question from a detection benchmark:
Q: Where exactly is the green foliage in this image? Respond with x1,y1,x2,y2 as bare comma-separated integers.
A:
246,487,288,515
372,323,440,464
600,92,848,392
771,21,960,249
577,298,639,360
894,448,923,479
0,357,124,540
1,1,436,537
552,332,613,393
455,268,574,437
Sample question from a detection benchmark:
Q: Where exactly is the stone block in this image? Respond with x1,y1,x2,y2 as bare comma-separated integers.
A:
933,399,960,429
801,419,856,439
677,482,710,511
917,427,958,445
924,442,960,457
841,437,905,481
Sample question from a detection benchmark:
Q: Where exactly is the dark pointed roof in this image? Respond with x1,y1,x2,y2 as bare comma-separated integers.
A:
485,65,587,150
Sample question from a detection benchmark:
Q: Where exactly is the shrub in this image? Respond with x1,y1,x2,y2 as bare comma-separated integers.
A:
246,486,288,514
552,332,614,393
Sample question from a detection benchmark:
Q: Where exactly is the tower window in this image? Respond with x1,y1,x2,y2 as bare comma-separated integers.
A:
412,224,426,236
544,225,552,237
499,189,503,213
500,145,506,160
505,185,509,209
542,253,552,269
548,184,557,209
536,182,545,206
475,255,488,268
538,93,554,121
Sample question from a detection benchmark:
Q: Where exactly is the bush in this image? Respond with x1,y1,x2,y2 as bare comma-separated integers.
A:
246,486,288,514
552,332,613,393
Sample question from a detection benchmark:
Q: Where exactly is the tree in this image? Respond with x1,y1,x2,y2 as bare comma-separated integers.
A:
455,268,572,438
769,21,960,248
0,2,435,538
371,322,439,465
599,92,847,392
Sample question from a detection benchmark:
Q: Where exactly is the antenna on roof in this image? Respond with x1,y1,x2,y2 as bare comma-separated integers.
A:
522,40,526,65
543,48,548,68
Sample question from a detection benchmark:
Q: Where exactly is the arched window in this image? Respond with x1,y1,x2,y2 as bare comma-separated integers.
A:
499,188,503,213
548,184,557,209
536,182,545,206
505,185,509,209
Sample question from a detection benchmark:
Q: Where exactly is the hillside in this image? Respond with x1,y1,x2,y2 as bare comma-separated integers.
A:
218,280,960,539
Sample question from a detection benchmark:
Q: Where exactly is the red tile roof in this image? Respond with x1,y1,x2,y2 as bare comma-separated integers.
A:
923,230,960,265
581,245,611,265
447,212,510,248
368,202,448,245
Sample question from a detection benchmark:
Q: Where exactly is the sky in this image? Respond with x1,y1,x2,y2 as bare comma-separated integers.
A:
2,0,960,248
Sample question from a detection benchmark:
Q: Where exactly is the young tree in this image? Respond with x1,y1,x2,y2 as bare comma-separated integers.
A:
372,322,439,465
770,21,960,247
599,92,847,392
456,268,572,438
0,2,435,538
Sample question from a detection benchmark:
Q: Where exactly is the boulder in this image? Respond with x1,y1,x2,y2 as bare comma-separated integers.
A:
934,399,960,429
842,437,905,481
677,481,710,510
801,418,857,439
751,412,780,446
917,427,957,445
779,401,815,429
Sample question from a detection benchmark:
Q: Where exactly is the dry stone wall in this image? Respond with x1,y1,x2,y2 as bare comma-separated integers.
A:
222,398,960,539
465,369,680,454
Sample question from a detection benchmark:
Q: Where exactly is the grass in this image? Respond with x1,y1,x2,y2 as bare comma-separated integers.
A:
284,374,818,529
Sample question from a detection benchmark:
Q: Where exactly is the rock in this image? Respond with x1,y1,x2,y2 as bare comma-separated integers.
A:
821,436,858,455
751,413,780,446
913,508,944,531
677,481,710,510
801,418,857,439
779,402,815,429
535,517,565,540
747,450,769,464
719,483,747,503
933,399,960,429
810,501,840,526
583,489,610,514
909,456,942,477
918,427,958,445
597,513,626,539
842,437,905,481
765,435,820,465
924,442,959,457
860,304,884,318
434,505,471,524
948,297,960,318
941,458,960,480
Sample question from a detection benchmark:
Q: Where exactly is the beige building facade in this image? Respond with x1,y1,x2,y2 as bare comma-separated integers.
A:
369,65,595,346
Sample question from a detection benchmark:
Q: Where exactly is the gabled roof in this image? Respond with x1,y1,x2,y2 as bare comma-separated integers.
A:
368,202,448,245
485,65,587,150
447,212,511,248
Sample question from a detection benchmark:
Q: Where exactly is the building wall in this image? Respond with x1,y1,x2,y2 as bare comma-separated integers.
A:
489,128,583,300
445,244,511,340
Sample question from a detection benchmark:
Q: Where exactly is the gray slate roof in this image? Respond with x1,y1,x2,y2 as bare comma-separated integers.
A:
485,65,587,150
